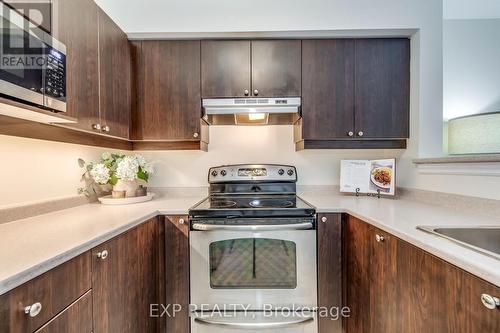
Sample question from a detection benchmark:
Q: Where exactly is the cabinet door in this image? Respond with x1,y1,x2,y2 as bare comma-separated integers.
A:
201,40,251,98
98,8,131,139
35,291,92,333
302,40,355,140
134,41,201,141
165,216,190,333
4,1,52,34
54,0,100,132
317,214,343,333
251,40,301,97
92,218,161,333
354,39,410,138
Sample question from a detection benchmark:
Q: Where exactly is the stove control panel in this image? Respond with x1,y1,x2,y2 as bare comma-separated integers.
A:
208,164,297,183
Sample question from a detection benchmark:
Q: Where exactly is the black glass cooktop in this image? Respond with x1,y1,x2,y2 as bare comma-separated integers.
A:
189,195,316,218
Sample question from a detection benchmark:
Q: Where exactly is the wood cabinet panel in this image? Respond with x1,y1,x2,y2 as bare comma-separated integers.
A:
133,40,202,141
346,215,500,333
301,39,354,140
0,252,91,333
201,40,251,98
317,214,344,333
251,40,301,97
54,0,100,133
35,290,92,333
92,218,161,333
4,0,52,34
354,38,410,138
98,8,131,139
164,216,190,333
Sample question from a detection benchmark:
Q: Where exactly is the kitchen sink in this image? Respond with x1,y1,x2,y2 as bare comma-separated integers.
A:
417,226,500,260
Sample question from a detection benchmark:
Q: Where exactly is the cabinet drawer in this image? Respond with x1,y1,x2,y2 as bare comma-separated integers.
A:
35,290,92,333
0,252,92,333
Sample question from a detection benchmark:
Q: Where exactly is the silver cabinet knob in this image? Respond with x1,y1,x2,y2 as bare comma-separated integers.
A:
193,132,199,138
321,217,327,223
253,89,259,96
102,125,110,133
481,294,500,310
358,131,364,137
244,89,249,96
347,131,354,137
179,218,185,224
92,123,101,131
97,250,109,260
375,234,385,242
24,302,42,317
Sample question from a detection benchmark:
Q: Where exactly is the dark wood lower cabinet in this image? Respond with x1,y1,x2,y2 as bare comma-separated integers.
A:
317,214,344,333
92,218,163,333
164,216,190,333
35,291,92,333
346,215,500,333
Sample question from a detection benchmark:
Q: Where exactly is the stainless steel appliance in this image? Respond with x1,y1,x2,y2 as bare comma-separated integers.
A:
189,164,317,333
202,97,301,125
0,2,66,112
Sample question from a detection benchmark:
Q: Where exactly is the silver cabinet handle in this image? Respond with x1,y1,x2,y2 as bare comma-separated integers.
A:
481,294,500,310
321,216,327,223
244,89,249,96
102,125,110,133
192,222,313,231
375,234,385,242
193,132,199,138
92,123,101,131
194,315,313,329
24,302,42,317
253,89,259,96
358,131,364,137
97,250,109,260
179,218,185,225
348,131,354,137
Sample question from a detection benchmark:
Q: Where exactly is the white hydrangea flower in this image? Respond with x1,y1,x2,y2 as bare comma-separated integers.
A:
101,152,111,160
116,156,139,181
142,161,154,175
90,163,110,184
135,154,147,167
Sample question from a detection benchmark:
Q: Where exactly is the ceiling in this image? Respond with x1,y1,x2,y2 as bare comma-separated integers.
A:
443,0,500,19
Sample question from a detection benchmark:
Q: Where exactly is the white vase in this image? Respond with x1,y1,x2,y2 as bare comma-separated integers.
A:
113,179,139,197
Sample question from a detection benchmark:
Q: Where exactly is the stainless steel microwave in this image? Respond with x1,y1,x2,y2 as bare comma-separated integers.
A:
0,2,66,112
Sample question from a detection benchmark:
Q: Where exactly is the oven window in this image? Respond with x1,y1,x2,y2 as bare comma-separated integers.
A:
209,238,297,289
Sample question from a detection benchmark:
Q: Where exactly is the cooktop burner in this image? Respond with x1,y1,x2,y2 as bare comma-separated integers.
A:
209,199,237,209
248,199,294,208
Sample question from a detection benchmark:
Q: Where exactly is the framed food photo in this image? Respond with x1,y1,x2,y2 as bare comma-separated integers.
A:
340,159,396,196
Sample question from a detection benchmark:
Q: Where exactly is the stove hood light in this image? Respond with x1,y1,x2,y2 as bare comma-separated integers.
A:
248,113,266,121
234,112,269,125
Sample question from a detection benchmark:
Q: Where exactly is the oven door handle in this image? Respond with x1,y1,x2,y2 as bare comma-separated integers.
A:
191,222,313,231
194,315,314,329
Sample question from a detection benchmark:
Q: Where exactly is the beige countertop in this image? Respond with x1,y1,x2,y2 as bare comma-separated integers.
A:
1,187,499,295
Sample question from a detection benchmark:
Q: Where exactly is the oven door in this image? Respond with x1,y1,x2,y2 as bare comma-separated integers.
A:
191,311,317,333
190,221,317,309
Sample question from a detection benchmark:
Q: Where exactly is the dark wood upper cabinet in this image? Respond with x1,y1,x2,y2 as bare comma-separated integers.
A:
317,214,344,333
164,216,190,333
98,8,131,139
4,0,52,34
92,218,161,333
132,40,202,141
54,0,100,133
201,40,251,98
251,40,301,97
346,215,500,333
301,39,354,140
354,38,410,138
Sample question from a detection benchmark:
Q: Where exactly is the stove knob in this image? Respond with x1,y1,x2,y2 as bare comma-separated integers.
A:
211,170,218,177
278,169,285,175
221,170,227,176
287,169,294,176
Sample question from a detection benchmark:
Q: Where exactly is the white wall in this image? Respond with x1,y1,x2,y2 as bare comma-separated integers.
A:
443,19,500,120
6,0,498,207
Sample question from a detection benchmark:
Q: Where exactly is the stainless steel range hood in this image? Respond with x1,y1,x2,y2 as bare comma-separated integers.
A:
202,97,301,125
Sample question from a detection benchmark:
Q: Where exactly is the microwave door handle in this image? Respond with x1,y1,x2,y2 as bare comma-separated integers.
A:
191,222,313,231
194,315,314,329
